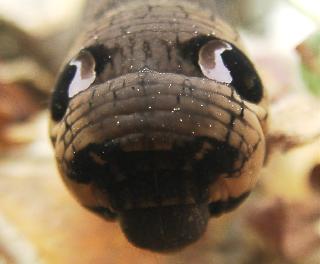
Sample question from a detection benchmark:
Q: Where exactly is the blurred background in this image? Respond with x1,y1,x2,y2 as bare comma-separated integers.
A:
0,0,320,263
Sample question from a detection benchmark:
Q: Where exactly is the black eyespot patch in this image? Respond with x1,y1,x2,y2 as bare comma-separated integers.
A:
180,35,263,103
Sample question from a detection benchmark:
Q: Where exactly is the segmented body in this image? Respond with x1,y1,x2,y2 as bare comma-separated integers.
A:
50,0,268,251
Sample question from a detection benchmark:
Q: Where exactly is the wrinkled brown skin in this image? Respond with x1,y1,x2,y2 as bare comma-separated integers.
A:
50,0,268,252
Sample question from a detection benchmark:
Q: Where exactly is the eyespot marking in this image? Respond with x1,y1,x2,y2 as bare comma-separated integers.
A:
68,50,96,98
50,50,96,122
50,44,110,122
198,39,263,103
198,39,233,84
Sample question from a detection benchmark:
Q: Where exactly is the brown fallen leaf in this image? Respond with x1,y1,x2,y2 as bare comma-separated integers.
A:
247,198,320,260
0,82,42,147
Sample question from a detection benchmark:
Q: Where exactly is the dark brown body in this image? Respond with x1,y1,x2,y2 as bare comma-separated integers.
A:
50,0,268,251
